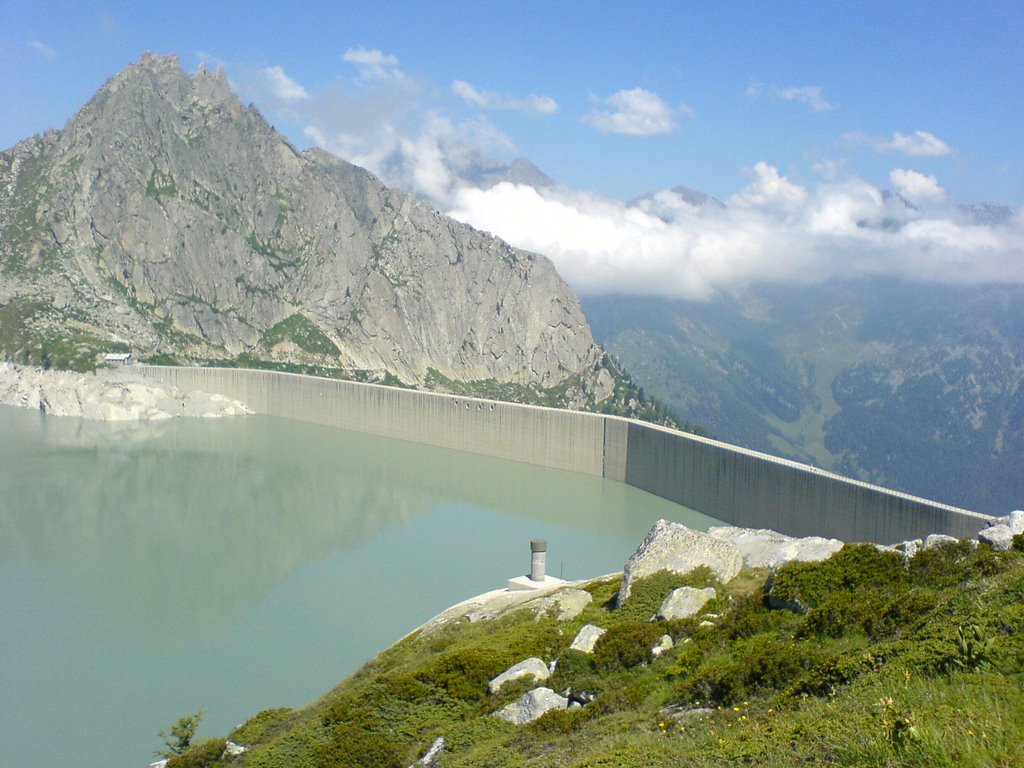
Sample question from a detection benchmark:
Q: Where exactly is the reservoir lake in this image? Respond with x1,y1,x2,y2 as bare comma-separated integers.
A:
0,404,720,768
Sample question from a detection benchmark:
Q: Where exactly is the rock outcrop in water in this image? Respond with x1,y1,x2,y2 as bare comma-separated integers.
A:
0,361,248,419
0,53,612,404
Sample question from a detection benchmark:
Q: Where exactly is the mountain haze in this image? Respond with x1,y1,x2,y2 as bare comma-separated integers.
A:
0,53,614,403
585,279,1024,514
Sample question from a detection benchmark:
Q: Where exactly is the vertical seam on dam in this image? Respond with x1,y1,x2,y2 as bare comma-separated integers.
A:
136,365,994,544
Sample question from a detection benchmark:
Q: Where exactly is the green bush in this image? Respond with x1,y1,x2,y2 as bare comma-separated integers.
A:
592,621,666,671
228,707,292,745
789,651,880,697
416,646,516,701
614,568,718,620
684,638,822,706
862,590,938,640
383,673,433,703
166,738,227,768
318,724,403,768
769,544,906,613
662,639,705,681
947,624,996,671
908,539,1015,587
714,589,797,640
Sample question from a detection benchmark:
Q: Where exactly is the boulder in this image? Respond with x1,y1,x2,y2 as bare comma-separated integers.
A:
656,586,716,620
707,526,842,569
651,634,674,658
569,624,606,654
924,534,959,550
617,520,742,605
493,687,568,724
979,524,1014,551
1009,510,1024,536
488,657,550,695
533,588,593,621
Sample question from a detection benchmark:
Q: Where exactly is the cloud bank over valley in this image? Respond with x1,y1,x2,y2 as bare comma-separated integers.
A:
229,53,1021,301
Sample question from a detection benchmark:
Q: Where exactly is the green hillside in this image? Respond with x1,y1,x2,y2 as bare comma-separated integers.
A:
164,538,1024,767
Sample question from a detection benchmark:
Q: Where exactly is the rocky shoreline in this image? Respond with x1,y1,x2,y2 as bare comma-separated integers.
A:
0,362,250,420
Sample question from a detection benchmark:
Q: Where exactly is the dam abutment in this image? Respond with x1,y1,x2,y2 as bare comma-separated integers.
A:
137,365,992,543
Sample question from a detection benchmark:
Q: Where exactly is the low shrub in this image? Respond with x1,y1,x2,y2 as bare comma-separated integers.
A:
383,673,433,703
416,646,516,701
789,651,880,697
661,639,705,681
862,590,938,640
317,724,404,768
714,589,797,640
769,544,906,612
228,707,292,745
908,539,1017,587
592,621,666,671
684,638,822,706
166,738,227,768
613,567,719,620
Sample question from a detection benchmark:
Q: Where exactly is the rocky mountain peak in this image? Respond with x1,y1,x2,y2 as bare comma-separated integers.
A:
0,54,617,406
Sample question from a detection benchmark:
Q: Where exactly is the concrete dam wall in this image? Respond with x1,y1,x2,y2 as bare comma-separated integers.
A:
138,365,993,544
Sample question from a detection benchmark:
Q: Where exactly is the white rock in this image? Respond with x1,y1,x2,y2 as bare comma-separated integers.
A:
656,586,717,621
1008,510,1024,536
569,624,606,654
488,657,550,695
924,534,959,550
707,526,842,569
223,741,246,757
408,735,445,767
979,524,1014,551
651,634,674,658
0,363,249,421
617,520,743,605
494,687,569,724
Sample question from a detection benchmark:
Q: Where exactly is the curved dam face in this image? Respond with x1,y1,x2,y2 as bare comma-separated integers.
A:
138,366,993,544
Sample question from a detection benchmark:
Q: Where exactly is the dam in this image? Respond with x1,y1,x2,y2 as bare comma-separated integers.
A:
139,365,993,543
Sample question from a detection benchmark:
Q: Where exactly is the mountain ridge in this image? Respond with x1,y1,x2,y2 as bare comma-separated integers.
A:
0,53,614,405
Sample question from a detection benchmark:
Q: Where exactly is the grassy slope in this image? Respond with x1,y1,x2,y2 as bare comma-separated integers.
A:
169,539,1024,768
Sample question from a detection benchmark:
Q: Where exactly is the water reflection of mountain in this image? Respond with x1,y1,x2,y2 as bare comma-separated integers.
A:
0,407,714,647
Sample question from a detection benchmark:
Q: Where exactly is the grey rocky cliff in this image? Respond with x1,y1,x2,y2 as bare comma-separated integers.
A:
0,53,610,399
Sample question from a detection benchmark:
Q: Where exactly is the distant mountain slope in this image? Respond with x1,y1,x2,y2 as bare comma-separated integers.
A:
584,280,1024,514
0,53,612,404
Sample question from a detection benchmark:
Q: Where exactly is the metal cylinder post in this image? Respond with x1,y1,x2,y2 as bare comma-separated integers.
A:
530,539,547,581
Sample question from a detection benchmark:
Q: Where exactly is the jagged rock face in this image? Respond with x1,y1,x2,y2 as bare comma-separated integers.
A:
0,53,604,389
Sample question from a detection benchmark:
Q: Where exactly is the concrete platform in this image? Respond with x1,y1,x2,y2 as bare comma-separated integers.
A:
507,574,565,592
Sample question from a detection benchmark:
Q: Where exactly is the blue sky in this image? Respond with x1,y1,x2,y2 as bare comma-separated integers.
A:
3,1,1023,296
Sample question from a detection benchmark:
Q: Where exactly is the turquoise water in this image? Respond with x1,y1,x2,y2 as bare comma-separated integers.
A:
0,405,719,767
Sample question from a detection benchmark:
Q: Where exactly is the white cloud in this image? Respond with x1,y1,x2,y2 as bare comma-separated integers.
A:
447,166,1024,300
811,157,846,180
889,168,946,205
747,81,837,112
28,40,56,59
729,162,807,214
452,80,559,115
582,88,682,136
840,130,954,157
342,47,405,82
222,55,1020,300
887,131,954,157
261,66,308,103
